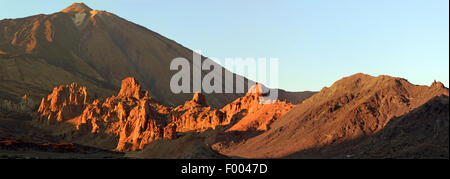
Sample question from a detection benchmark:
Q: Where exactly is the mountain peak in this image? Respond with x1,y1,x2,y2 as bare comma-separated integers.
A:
61,2,92,13
431,80,446,89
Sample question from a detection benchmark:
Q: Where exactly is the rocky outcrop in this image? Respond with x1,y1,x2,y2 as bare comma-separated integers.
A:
168,93,226,132
118,77,146,99
37,83,89,123
0,94,37,114
167,86,295,133
221,84,295,131
35,78,296,151
36,78,171,151
115,99,167,151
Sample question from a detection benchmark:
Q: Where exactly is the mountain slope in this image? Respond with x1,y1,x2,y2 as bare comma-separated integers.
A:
218,73,449,158
358,95,449,158
2,3,312,108
286,95,449,159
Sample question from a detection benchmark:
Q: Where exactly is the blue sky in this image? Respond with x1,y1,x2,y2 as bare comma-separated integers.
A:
1,0,448,91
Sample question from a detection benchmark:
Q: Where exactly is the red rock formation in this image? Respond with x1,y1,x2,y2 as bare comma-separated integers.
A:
221,84,295,131
118,77,146,99
37,83,89,123
166,88,294,133
36,78,171,151
168,93,226,132
35,78,296,151
115,99,167,151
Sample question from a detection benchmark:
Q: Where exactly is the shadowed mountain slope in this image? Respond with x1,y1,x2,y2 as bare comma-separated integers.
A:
218,73,449,158
286,95,449,159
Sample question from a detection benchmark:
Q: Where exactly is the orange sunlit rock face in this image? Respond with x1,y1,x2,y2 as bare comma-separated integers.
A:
221,83,295,131
167,92,226,132
36,78,295,151
118,77,146,99
37,83,89,123
37,77,171,151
